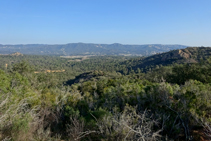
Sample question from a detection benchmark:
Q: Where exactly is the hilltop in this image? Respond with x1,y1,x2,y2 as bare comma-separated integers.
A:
123,47,211,72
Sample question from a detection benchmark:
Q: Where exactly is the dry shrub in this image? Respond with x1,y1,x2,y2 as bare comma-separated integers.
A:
97,105,162,141
66,116,96,141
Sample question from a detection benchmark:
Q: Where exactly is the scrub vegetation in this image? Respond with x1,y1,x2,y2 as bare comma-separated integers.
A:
0,47,211,140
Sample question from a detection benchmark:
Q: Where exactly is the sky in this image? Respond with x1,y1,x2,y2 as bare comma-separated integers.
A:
0,0,211,46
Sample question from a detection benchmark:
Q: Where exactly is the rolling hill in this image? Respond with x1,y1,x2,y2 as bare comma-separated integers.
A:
123,47,211,72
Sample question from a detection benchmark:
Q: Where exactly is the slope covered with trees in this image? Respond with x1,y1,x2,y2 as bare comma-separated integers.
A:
121,47,211,72
0,47,211,140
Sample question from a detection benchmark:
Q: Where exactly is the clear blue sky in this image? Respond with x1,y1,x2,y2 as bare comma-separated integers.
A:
0,0,211,46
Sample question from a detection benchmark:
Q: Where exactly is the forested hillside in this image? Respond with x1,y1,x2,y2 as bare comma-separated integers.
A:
0,47,211,141
121,47,211,72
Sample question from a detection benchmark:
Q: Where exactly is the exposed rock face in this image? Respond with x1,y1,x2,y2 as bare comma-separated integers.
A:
161,49,191,61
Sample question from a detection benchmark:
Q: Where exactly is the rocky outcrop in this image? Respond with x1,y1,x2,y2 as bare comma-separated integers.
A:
161,49,191,61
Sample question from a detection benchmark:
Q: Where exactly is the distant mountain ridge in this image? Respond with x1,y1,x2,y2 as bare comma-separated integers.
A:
0,43,187,56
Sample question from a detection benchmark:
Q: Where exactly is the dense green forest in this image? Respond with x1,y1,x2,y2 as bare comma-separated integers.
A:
0,47,211,141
